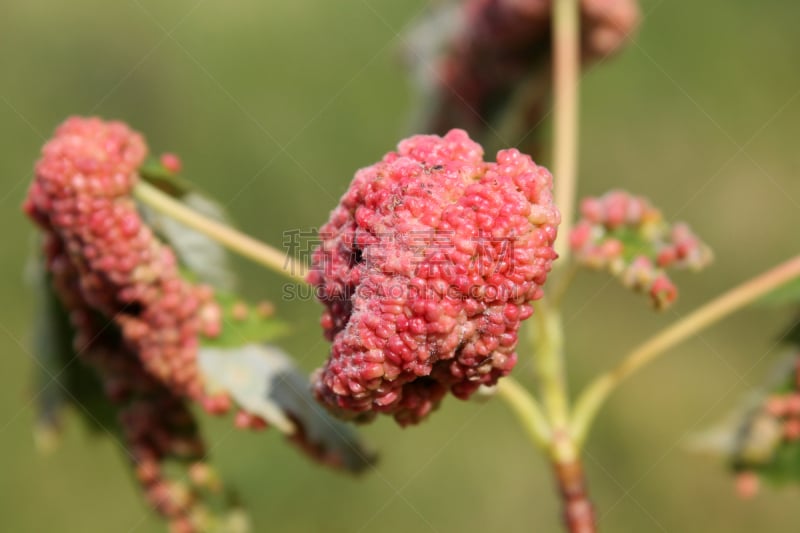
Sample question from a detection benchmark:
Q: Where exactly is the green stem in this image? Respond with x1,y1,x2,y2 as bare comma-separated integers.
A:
495,378,552,450
571,254,800,446
133,180,308,284
549,2,596,531
534,299,574,459
540,0,580,463
552,0,581,266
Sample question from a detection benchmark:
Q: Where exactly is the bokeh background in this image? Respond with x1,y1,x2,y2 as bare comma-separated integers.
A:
1,0,799,531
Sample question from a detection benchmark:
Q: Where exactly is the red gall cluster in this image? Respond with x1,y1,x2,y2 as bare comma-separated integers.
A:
309,129,559,425
234,409,269,431
734,470,760,501
25,116,356,476
418,0,639,135
44,233,222,533
570,190,712,309
160,152,183,174
763,390,800,441
24,117,223,401
736,352,800,500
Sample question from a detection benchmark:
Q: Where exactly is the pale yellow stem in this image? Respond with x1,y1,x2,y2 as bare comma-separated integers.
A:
495,377,553,451
571,254,800,446
133,180,308,284
552,0,581,265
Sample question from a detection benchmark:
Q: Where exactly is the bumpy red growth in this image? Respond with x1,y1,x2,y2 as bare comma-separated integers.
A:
25,116,367,482
42,221,216,533
419,0,640,135
570,190,711,309
309,129,559,425
734,350,800,500
24,117,222,401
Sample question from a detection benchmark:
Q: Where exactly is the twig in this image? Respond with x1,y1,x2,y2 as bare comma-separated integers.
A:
552,0,581,265
133,180,308,284
571,254,800,446
495,378,552,450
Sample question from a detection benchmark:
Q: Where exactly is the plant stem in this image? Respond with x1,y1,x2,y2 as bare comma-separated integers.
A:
495,378,552,450
554,459,596,533
533,298,589,532
548,1,593,531
571,254,800,446
552,0,581,266
133,180,308,284
533,300,571,443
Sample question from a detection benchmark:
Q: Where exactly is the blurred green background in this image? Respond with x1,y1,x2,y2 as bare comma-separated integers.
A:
1,0,799,531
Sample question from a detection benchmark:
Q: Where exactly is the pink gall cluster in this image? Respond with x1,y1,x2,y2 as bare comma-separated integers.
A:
24,117,222,401
45,235,219,533
419,0,639,135
570,190,712,309
763,391,800,441
160,152,183,174
762,351,800,442
735,352,800,500
734,471,760,500
309,129,559,425
234,409,269,431
25,116,368,483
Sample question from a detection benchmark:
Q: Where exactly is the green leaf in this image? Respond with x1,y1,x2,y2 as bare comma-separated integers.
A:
138,159,237,291
692,350,800,487
612,226,659,263
198,344,375,473
139,162,290,348
139,158,195,196
27,251,117,449
752,439,800,486
28,255,73,451
688,386,788,464
759,277,800,307
200,291,290,348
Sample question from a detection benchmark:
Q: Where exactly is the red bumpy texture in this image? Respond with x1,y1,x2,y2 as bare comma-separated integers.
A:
25,116,362,478
39,190,216,533
735,347,800,500
570,190,712,309
309,129,559,425
26,119,222,533
24,117,221,401
421,0,639,135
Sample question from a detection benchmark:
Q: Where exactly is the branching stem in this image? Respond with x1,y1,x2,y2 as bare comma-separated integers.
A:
571,254,800,446
546,1,599,530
